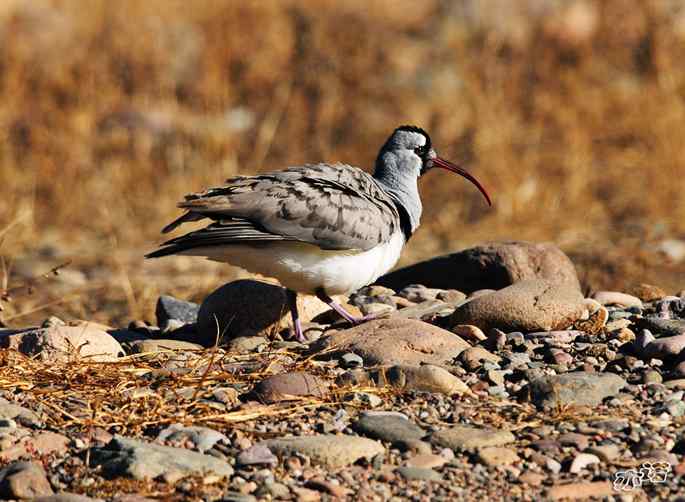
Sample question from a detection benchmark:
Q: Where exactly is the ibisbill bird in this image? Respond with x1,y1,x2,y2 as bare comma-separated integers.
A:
146,125,492,342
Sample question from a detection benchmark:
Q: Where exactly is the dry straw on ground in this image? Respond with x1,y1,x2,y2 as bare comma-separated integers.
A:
0,343,643,438
0,346,394,434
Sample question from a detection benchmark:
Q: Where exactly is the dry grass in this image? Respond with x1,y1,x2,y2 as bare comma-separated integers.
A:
0,0,685,325
0,347,393,434
0,341,645,438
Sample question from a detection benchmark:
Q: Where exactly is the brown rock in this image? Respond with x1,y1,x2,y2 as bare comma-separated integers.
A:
629,283,667,302
430,425,515,451
253,372,330,403
529,372,626,408
197,280,331,346
450,280,585,332
112,496,157,502
0,461,54,499
1,432,70,462
291,487,321,501
406,453,448,469
477,446,519,467
547,481,614,500
519,471,545,486
304,479,351,498
643,333,685,359
592,291,643,309
1,326,124,362
34,495,104,502
263,435,384,469
452,324,487,342
558,433,590,450
459,346,501,371
377,365,469,395
310,318,470,366
377,241,580,293
573,306,608,336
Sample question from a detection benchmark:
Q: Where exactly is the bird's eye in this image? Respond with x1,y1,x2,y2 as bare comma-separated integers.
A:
414,145,427,156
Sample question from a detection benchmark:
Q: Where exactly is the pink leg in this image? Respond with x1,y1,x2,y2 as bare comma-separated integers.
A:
315,289,382,325
287,290,307,343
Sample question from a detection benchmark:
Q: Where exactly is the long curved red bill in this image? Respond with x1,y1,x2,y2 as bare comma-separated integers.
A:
432,157,492,206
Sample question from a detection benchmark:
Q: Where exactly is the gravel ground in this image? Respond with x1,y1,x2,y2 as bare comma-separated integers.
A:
1,243,684,501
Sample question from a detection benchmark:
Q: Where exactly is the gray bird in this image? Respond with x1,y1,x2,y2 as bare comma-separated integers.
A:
146,125,491,342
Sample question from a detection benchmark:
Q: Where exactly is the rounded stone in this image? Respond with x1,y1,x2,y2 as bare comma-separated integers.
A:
197,280,331,346
459,346,501,371
310,318,470,366
452,324,487,342
628,284,667,302
352,414,425,443
383,364,470,395
592,291,643,309
253,372,330,403
1,325,124,363
449,279,585,333
377,241,580,293
641,333,685,359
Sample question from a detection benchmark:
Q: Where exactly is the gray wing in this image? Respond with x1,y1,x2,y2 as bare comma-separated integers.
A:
152,163,402,253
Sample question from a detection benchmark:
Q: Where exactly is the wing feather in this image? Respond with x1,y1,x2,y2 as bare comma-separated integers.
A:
148,163,402,256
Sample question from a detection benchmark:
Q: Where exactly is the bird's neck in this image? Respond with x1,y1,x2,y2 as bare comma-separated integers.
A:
373,154,423,240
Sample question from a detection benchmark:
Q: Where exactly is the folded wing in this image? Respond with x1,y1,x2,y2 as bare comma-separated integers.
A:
146,163,402,258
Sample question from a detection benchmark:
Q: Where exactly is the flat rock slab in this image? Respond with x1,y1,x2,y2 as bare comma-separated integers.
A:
337,365,469,395
377,241,580,293
449,279,585,332
430,425,515,451
92,436,233,481
310,318,470,366
395,466,442,481
547,481,614,500
262,434,384,469
156,424,228,453
34,494,105,502
352,414,426,443
529,372,627,408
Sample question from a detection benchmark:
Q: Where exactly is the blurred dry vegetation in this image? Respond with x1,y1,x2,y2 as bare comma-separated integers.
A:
1,0,685,327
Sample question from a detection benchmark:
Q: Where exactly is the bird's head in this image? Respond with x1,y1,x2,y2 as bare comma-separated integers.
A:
376,125,492,206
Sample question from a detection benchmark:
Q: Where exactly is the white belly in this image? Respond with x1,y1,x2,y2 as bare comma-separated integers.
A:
183,231,406,295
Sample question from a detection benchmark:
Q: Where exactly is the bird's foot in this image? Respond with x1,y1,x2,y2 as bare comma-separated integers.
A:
287,289,308,344
315,288,386,326
347,312,388,325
